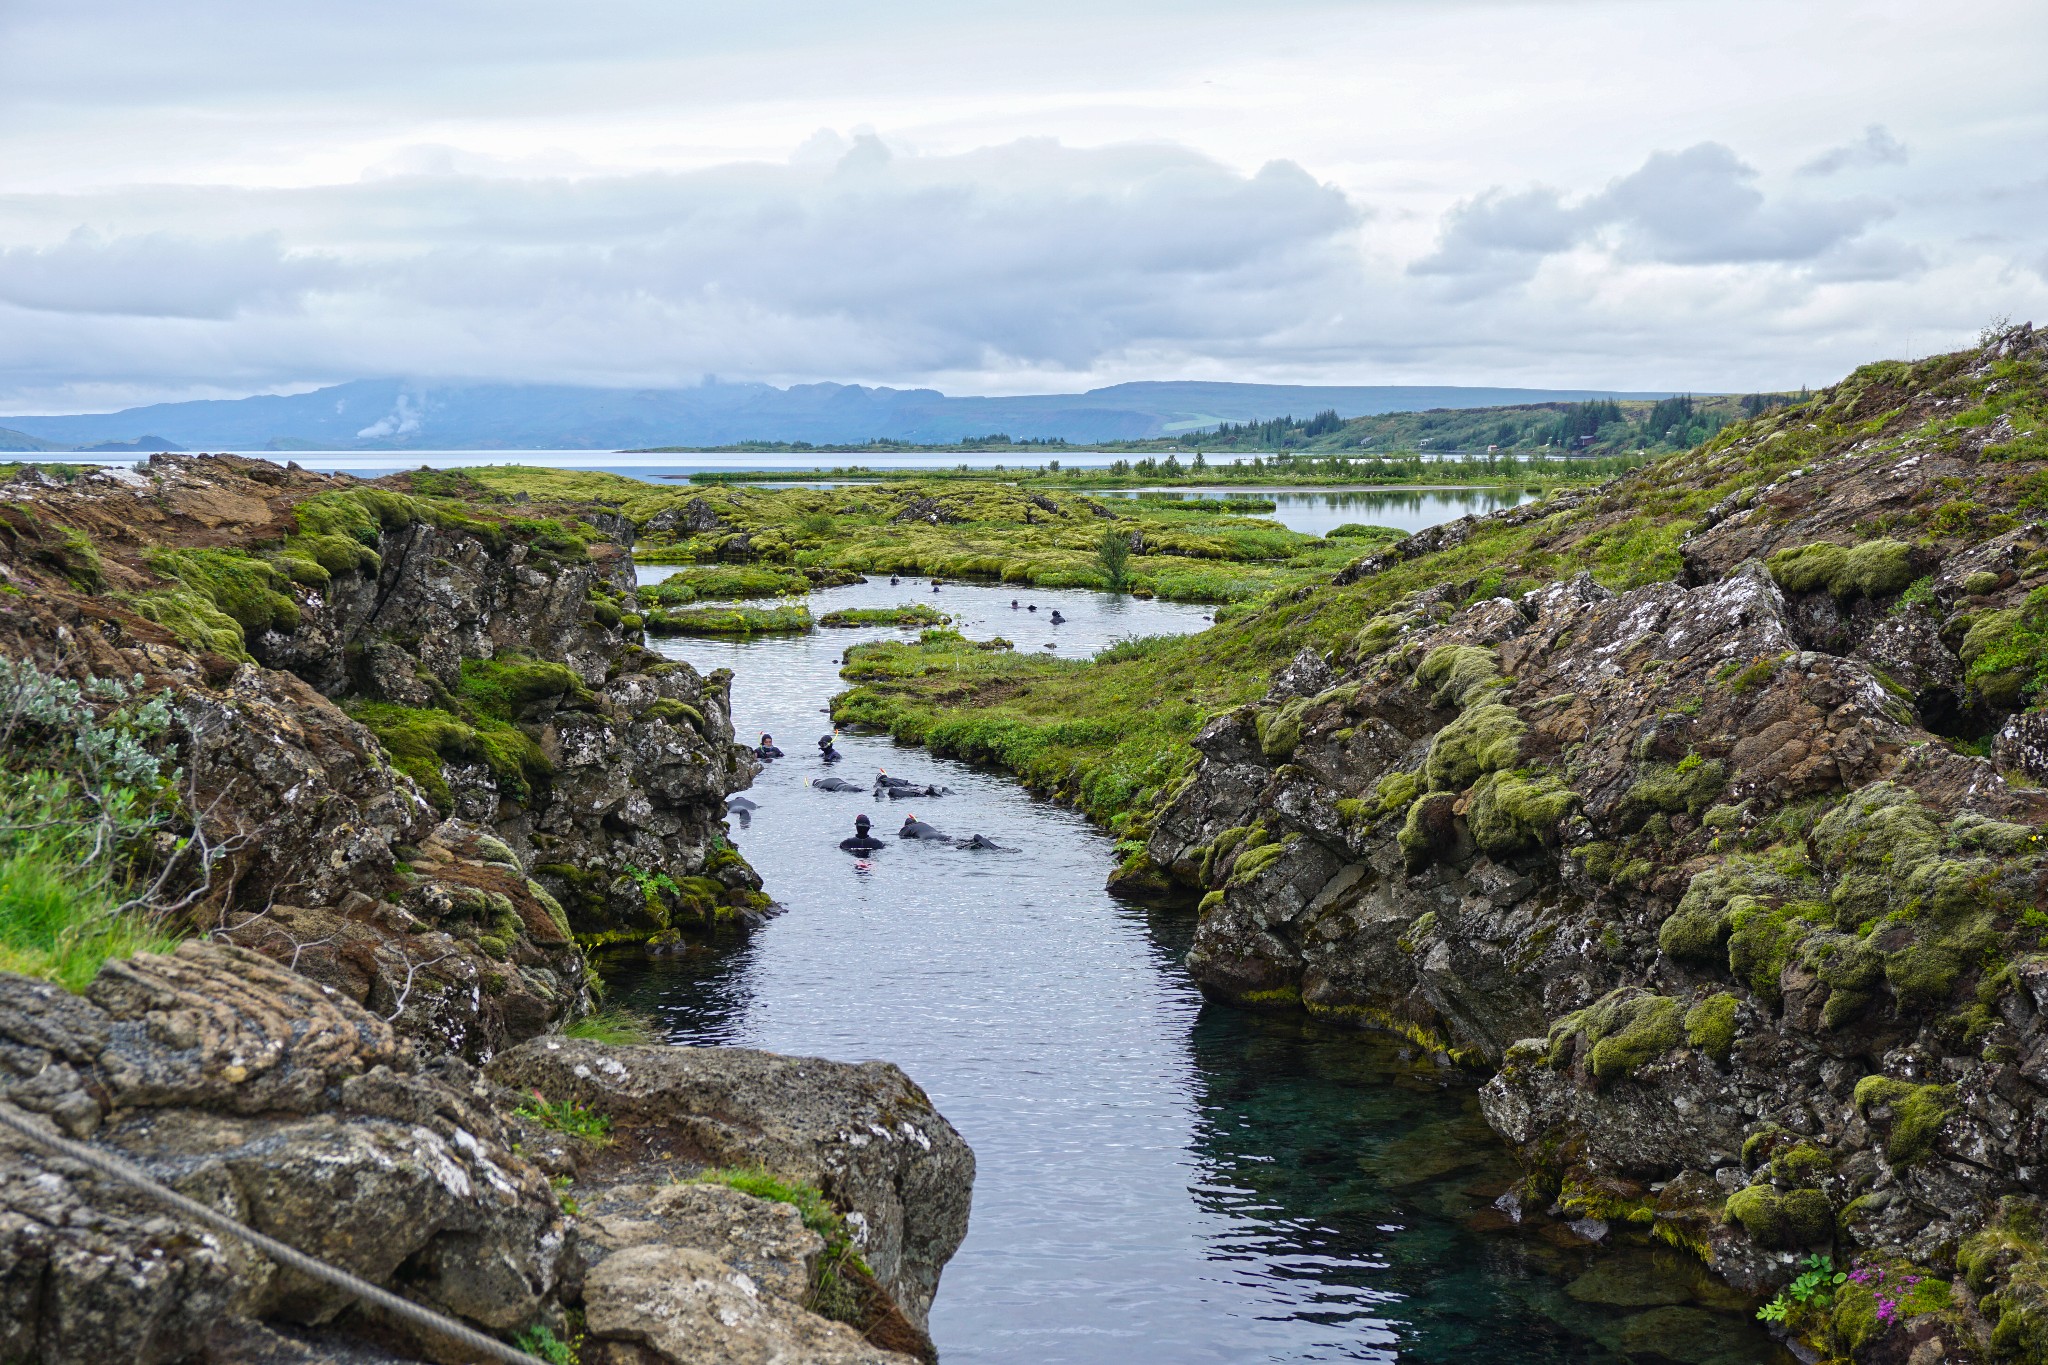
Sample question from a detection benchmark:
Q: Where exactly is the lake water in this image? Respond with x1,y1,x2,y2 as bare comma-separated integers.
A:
607,572,1787,1365
1099,487,1539,537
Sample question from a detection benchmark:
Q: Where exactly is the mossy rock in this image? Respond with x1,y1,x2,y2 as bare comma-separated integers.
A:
1374,769,1422,817
1853,1076,1955,1165
1682,992,1738,1063
1398,792,1460,865
1423,701,1524,792
1723,1184,1832,1247
1767,538,1916,600
1546,988,1684,1081
1413,643,1504,709
1467,769,1578,857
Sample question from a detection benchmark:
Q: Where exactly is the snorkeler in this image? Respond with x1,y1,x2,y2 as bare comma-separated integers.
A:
898,814,950,840
818,733,843,763
755,733,783,760
840,814,887,852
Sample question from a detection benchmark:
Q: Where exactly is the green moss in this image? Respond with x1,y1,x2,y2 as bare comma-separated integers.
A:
345,699,551,812
643,698,705,729
1546,989,1684,1081
1623,757,1726,822
1963,569,2005,596
458,655,590,721
644,604,813,636
1683,992,1738,1062
134,546,301,659
637,564,815,604
1660,856,1804,964
1467,769,1577,856
818,603,947,627
1768,1142,1834,1187
1728,899,1828,1003
1723,1184,1832,1247
1398,792,1456,864
1423,701,1524,792
1768,538,1916,600
1255,697,1310,759
1374,769,1422,816
1229,836,1294,883
38,525,106,592
1960,587,2048,706
1853,1076,1955,1165
1958,1200,2048,1359
1413,644,1504,709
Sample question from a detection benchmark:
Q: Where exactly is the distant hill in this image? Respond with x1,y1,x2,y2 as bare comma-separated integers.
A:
0,378,1679,452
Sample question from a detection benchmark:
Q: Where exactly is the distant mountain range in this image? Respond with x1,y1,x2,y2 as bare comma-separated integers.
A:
0,378,1678,453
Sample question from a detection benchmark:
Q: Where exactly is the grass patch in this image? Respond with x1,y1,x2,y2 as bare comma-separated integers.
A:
637,564,815,604
818,603,948,628
689,1165,871,1321
0,661,190,990
643,604,813,635
513,1090,613,1143
562,1008,658,1045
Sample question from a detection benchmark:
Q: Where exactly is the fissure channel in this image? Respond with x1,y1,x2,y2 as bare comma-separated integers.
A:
605,565,1787,1365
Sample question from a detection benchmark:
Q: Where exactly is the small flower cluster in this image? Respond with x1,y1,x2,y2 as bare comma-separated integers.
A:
1848,1263,1926,1324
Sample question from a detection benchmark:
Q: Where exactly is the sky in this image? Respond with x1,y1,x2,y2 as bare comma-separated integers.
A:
0,0,2044,412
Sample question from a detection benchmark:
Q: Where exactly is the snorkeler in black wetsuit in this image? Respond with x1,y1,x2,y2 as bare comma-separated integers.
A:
840,814,887,852
755,733,784,760
898,814,950,840
818,733,843,763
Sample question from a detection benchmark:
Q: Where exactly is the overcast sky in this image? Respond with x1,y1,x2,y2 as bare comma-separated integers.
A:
1,0,2044,411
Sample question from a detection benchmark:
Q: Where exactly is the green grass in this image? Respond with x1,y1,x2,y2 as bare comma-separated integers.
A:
468,468,1375,605
637,564,815,602
689,1165,871,1321
817,603,947,627
513,1090,613,1143
642,604,813,635
0,849,180,991
562,1007,658,1045
0,661,188,990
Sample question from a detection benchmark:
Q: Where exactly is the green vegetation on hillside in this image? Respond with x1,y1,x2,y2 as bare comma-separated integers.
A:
819,346,2040,846
0,660,188,989
470,468,1409,605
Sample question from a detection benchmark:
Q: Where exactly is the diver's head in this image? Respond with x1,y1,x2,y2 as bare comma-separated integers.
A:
855,813,871,830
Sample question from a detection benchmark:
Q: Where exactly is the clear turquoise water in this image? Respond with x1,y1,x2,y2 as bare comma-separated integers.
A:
606,577,1789,1364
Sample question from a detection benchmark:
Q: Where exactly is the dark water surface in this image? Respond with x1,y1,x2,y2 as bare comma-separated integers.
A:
608,574,1786,1364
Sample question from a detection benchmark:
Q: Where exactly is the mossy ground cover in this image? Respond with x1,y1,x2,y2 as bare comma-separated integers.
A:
818,603,947,627
344,653,574,811
642,603,813,636
811,340,2048,863
637,565,814,603
469,467,1385,605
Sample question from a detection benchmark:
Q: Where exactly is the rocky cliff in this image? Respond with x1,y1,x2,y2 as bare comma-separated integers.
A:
1144,325,2048,1360
0,453,975,1362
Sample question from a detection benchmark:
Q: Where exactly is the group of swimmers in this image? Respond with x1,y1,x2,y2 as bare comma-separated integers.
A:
739,728,1012,854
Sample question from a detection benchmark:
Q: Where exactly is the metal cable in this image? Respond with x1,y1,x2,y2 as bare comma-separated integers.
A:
0,1099,539,1365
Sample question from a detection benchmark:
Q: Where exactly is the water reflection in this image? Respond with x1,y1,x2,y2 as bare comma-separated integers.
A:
1099,486,1538,537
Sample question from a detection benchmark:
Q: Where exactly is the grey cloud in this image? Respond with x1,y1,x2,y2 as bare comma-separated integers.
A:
1799,124,1909,177
1412,142,1899,287
0,230,340,319
0,138,1363,391
1594,143,1889,265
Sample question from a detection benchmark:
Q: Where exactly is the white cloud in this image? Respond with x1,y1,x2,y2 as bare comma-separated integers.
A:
1412,143,1903,290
